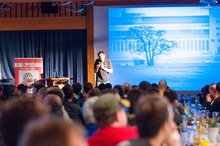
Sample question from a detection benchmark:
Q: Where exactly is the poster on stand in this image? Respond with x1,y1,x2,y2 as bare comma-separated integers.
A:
14,58,43,87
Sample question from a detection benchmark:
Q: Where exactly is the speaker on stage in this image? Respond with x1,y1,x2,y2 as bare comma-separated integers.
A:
41,2,58,14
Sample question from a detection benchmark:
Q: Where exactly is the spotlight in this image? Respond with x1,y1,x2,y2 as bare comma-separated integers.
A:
200,0,218,5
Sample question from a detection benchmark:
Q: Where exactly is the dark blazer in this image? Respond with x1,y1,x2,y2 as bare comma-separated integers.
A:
210,97,220,116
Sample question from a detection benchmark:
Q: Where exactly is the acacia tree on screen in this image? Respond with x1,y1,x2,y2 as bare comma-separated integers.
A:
128,25,176,66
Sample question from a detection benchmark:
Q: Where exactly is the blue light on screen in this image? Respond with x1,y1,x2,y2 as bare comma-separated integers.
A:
108,6,220,90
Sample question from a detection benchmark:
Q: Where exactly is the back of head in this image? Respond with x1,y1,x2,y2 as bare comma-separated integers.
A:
105,83,112,90
209,83,216,93
127,89,145,113
204,85,210,94
164,88,178,103
19,117,86,146
113,85,125,98
135,94,169,139
84,82,93,94
158,80,167,90
123,83,131,95
44,94,62,111
93,93,123,128
82,96,99,124
17,84,27,94
98,83,106,91
34,84,45,93
151,83,159,89
62,85,74,100
0,98,48,146
47,87,65,100
131,85,138,89
37,87,48,103
72,82,82,95
0,85,12,101
139,81,151,92
88,88,101,98
216,82,220,94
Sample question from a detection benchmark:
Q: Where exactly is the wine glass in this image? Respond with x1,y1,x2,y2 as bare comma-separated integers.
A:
212,112,220,123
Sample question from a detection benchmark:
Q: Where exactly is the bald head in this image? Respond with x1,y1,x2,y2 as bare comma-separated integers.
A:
158,80,167,90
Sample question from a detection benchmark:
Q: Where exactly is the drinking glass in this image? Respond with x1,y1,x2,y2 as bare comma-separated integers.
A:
193,128,200,146
217,134,220,146
200,137,209,146
212,112,220,123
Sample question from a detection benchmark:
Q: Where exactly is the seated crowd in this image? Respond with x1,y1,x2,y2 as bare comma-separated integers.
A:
0,79,219,146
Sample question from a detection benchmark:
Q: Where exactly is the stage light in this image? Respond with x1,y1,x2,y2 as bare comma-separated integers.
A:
0,3,12,10
200,0,218,5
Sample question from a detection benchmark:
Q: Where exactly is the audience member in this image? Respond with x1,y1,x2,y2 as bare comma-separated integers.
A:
15,84,27,96
82,96,99,137
118,94,180,146
88,93,138,146
0,98,48,146
36,87,48,103
113,85,126,99
131,85,138,89
151,83,159,89
18,117,87,146
198,85,209,106
204,83,216,110
47,87,70,121
138,81,151,93
43,94,64,118
126,89,146,125
127,89,145,114
123,83,131,98
209,82,220,116
147,87,159,94
105,83,113,90
158,79,168,95
164,89,184,125
98,83,106,91
62,85,84,124
0,86,11,101
88,88,101,98
72,82,85,107
83,82,93,99
100,89,121,100
33,83,45,94
47,87,65,100
147,83,160,94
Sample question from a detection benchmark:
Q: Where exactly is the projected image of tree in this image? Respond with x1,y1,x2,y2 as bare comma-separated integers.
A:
128,25,176,66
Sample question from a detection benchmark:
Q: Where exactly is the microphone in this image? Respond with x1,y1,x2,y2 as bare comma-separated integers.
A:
52,69,59,78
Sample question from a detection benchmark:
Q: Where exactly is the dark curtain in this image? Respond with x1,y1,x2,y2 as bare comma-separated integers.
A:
0,30,87,85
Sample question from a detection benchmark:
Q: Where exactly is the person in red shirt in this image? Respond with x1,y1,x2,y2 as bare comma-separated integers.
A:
87,93,138,146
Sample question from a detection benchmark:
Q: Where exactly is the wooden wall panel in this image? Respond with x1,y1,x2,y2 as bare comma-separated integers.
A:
95,0,199,6
86,6,95,85
0,2,85,18
0,17,86,30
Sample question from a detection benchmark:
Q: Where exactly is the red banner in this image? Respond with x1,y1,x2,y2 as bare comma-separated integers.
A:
14,58,43,87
